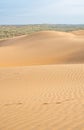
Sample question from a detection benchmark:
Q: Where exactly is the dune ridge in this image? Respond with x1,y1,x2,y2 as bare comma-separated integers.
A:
0,31,84,67
72,30,84,36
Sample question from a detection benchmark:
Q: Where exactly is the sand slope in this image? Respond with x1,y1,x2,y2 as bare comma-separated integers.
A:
72,30,84,36
0,31,84,130
0,65,84,130
0,31,84,66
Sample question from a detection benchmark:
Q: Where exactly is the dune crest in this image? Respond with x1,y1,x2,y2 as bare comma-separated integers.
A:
72,30,84,36
0,31,84,66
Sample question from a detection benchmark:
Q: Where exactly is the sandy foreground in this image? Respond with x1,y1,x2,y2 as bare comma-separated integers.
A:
0,31,84,130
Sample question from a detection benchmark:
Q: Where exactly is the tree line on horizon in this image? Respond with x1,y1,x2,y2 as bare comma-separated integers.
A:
0,24,84,39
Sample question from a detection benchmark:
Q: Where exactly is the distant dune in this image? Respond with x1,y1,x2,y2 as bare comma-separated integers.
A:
0,31,84,66
72,30,84,36
0,31,84,130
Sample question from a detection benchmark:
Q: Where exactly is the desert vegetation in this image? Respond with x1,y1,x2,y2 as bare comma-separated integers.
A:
0,24,84,39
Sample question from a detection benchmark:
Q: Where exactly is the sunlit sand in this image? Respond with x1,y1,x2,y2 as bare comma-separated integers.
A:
0,31,84,130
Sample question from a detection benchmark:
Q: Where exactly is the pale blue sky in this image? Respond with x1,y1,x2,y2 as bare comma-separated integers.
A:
0,0,84,24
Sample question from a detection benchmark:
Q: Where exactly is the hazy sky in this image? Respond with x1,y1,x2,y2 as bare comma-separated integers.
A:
0,0,84,24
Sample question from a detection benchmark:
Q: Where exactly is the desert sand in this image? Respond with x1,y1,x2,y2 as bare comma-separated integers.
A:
0,31,84,130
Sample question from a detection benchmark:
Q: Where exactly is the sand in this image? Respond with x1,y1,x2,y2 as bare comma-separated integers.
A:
0,31,84,130
0,31,84,66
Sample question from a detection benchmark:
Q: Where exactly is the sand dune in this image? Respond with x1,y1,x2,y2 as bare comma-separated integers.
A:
0,31,84,66
72,30,84,36
0,65,84,130
0,31,84,130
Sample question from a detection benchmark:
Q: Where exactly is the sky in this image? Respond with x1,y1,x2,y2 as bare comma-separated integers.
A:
0,0,84,24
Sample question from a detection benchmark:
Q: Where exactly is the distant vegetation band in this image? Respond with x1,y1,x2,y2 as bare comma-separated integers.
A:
0,24,84,39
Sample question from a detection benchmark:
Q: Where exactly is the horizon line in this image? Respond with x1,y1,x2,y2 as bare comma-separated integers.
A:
0,23,84,26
